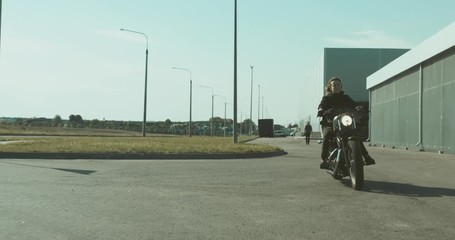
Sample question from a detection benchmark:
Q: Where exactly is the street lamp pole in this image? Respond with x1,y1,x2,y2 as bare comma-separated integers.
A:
215,95,227,137
224,101,227,137
249,65,254,136
120,28,149,137
240,112,243,136
233,0,238,143
200,85,214,137
172,67,192,137
257,84,261,123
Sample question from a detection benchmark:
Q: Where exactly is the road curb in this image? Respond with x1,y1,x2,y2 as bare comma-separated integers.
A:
0,150,288,160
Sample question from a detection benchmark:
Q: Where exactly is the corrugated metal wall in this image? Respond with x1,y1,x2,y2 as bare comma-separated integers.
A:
370,69,420,147
370,47,455,153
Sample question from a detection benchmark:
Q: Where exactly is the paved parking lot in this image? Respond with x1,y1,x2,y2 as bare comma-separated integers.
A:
0,137,454,240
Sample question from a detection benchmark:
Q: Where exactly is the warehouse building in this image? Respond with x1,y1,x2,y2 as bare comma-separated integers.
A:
367,22,455,154
298,48,408,137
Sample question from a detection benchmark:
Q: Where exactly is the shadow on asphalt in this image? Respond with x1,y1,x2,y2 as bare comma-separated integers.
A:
340,179,455,197
1,162,97,175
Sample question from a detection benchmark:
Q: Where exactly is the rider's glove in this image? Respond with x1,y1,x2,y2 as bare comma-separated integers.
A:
325,108,334,115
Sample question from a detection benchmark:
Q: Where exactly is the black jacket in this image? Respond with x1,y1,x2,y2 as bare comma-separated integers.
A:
318,91,356,126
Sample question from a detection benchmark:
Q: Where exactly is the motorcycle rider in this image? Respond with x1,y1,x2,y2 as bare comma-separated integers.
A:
317,77,376,169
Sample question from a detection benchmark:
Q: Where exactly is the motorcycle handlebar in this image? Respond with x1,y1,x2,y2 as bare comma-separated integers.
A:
320,107,369,117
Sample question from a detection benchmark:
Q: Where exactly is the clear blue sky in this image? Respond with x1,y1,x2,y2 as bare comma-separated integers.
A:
1,0,454,126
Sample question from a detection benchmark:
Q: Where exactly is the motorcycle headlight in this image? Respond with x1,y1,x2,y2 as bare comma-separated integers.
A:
341,115,353,127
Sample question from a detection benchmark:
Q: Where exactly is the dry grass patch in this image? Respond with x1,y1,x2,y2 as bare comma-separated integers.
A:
0,136,281,154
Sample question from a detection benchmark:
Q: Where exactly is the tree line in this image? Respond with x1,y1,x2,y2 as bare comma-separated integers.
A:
2,114,259,136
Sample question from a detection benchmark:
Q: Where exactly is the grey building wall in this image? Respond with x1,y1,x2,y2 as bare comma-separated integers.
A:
368,22,455,154
370,47,455,153
324,48,409,102
370,68,420,148
298,48,408,135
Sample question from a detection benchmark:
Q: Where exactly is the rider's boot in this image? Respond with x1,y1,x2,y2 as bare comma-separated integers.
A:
364,155,376,165
320,161,329,169
320,152,330,169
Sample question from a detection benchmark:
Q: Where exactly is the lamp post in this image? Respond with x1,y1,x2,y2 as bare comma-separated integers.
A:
172,67,192,137
249,65,254,136
233,0,238,143
200,85,214,137
257,84,261,123
215,95,227,137
120,28,149,137
225,102,233,137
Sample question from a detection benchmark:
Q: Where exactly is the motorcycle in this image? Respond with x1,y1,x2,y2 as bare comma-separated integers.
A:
321,107,366,190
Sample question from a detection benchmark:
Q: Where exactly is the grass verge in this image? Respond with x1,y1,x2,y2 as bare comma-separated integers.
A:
0,136,281,154
0,124,282,155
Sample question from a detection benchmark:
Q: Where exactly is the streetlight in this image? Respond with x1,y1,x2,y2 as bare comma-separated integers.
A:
239,110,245,136
226,102,233,137
257,84,261,123
233,0,238,143
249,65,254,136
120,28,149,137
215,95,227,137
200,85,214,137
172,67,192,137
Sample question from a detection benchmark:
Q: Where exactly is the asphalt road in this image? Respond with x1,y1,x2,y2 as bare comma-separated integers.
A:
0,137,454,240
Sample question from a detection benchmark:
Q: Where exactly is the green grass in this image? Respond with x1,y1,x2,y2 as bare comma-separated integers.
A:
0,124,281,154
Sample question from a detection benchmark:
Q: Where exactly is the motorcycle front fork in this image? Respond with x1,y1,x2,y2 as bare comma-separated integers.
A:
328,148,349,177
328,148,337,161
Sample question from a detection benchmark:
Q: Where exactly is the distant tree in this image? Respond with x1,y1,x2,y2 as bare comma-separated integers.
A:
69,114,77,123
90,119,100,128
69,114,83,127
240,119,256,135
210,117,225,135
75,115,83,124
52,115,62,127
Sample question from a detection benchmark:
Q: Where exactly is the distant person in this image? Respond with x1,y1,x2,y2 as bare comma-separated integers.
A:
317,77,375,169
304,122,312,145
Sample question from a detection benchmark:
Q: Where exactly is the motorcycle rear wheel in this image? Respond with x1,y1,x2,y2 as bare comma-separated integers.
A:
347,140,364,190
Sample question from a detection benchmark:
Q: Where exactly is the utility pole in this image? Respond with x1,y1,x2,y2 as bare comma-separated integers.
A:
249,65,254,136
258,84,261,123
120,28,149,137
233,0,238,143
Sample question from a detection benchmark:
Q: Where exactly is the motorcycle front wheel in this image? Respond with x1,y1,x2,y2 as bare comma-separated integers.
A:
347,140,364,190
